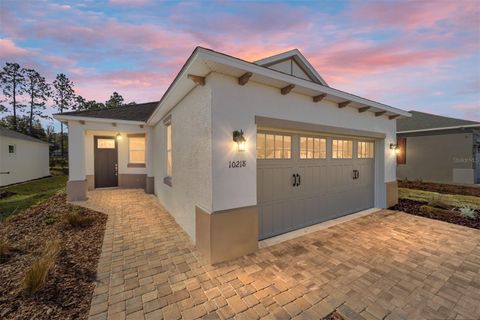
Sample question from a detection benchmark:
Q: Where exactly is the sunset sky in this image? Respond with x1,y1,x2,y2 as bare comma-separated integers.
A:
1,0,479,122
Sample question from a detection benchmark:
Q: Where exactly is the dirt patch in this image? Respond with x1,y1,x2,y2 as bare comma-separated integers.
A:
0,193,107,320
0,191,16,199
398,180,480,197
392,198,480,229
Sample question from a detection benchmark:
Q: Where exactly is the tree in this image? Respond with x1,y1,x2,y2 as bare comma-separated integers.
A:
75,95,105,111
0,62,26,130
0,115,46,140
24,68,51,135
105,92,124,108
53,73,76,158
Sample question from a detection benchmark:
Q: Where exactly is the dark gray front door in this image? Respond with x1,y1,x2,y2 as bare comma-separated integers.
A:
257,133,375,240
94,136,118,188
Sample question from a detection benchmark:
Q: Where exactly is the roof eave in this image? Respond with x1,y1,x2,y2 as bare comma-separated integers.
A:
397,124,480,134
53,114,146,125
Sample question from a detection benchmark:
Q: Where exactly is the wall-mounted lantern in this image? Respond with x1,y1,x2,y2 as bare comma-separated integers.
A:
233,130,246,152
116,133,122,141
390,143,399,154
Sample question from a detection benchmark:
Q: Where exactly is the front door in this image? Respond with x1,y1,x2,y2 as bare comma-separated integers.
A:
94,136,118,188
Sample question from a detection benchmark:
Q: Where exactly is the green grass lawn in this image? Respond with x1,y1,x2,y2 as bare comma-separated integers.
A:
0,175,68,220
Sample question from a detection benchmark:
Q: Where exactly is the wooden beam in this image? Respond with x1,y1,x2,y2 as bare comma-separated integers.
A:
187,74,205,86
79,120,85,125
313,94,326,102
238,72,253,85
358,106,371,113
375,111,386,117
112,122,117,127
281,84,295,95
389,115,399,120
338,101,351,108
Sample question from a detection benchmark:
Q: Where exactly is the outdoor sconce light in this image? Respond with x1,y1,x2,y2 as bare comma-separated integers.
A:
116,133,122,141
233,130,246,152
390,143,399,154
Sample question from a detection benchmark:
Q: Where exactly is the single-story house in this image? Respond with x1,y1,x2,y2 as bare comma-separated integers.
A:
397,111,480,184
54,47,410,263
0,127,50,187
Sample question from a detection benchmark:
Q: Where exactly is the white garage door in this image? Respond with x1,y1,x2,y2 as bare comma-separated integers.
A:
257,131,375,240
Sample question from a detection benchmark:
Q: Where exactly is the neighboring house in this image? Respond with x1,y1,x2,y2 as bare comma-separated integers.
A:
54,47,410,263
0,127,50,187
396,111,480,184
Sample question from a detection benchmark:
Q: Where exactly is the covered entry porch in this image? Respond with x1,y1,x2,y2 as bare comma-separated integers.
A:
64,118,155,201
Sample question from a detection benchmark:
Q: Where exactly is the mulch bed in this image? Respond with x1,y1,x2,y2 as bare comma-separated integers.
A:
398,180,480,197
0,193,107,320
391,198,480,229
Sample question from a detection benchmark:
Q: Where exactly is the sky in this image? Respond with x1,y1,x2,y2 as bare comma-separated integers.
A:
1,0,479,126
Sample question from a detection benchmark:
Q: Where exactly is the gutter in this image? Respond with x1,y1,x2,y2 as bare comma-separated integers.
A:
397,124,480,134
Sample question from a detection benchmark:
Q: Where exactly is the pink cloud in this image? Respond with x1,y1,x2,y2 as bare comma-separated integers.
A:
109,0,151,6
0,38,29,59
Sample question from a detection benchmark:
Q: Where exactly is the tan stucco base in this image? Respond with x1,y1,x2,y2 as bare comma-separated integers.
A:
196,206,258,265
67,180,87,201
145,176,154,194
386,181,398,208
86,175,95,191
118,174,146,189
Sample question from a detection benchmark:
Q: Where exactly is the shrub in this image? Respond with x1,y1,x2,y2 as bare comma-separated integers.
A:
23,239,61,295
458,205,478,219
65,211,95,228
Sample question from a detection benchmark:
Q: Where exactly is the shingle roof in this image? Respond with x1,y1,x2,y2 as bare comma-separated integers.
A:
397,110,480,132
0,127,49,144
56,101,159,122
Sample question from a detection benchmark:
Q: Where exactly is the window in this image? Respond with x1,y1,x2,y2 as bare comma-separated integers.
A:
300,136,326,159
166,123,172,176
397,137,406,164
332,139,353,159
256,133,291,159
8,145,15,154
97,139,115,149
128,136,145,164
357,141,374,159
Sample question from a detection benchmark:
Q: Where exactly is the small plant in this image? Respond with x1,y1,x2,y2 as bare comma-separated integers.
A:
44,214,57,225
0,236,11,259
65,211,95,228
458,205,478,219
23,239,61,295
427,194,450,209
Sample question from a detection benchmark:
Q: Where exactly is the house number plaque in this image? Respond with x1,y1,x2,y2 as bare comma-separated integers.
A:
229,160,246,168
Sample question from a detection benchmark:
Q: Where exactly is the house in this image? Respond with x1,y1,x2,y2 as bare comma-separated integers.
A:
54,47,410,264
0,127,50,187
396,111,480,184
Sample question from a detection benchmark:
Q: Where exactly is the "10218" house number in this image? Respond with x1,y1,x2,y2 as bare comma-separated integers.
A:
229,160,247,168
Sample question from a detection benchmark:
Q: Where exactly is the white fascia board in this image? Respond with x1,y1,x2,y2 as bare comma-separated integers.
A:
53,114,145,125
397,124,480,134
197,48,411,118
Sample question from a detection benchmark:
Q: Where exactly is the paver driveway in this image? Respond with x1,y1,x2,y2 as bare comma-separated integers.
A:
81,189,480,320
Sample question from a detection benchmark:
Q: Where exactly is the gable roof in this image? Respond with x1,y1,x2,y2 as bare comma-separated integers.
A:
254,49,328,86
397,110,480,132
56,101,159,122
0,127,49,144
147,47,410,124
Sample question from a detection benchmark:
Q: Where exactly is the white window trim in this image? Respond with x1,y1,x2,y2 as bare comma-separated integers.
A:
127,135,146,166
164,115,172,186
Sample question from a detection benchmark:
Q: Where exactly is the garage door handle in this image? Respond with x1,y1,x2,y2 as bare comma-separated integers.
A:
292,174,297,187
296,174,301,186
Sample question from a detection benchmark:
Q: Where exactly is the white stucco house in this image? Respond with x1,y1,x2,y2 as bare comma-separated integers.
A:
54,47,410,263
0,127,50,187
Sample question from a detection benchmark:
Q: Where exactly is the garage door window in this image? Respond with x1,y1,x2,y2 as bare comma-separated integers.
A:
257,133,291,159
332,139,353,159
357,141,374,158
300,137,326,159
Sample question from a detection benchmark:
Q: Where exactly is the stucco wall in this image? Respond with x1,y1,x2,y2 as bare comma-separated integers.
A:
0,136,49,186
153,84,212,240
209,72,397,212
397,132,474,183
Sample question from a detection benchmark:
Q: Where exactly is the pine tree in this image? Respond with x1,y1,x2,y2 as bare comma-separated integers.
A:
0,62,26,130
53,74,76,158
105,92,124,108
24,68,51,135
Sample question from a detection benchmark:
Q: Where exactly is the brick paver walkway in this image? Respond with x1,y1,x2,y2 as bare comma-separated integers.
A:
81,189,480,320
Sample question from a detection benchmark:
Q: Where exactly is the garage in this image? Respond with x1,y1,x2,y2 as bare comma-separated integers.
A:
257,130,375,239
